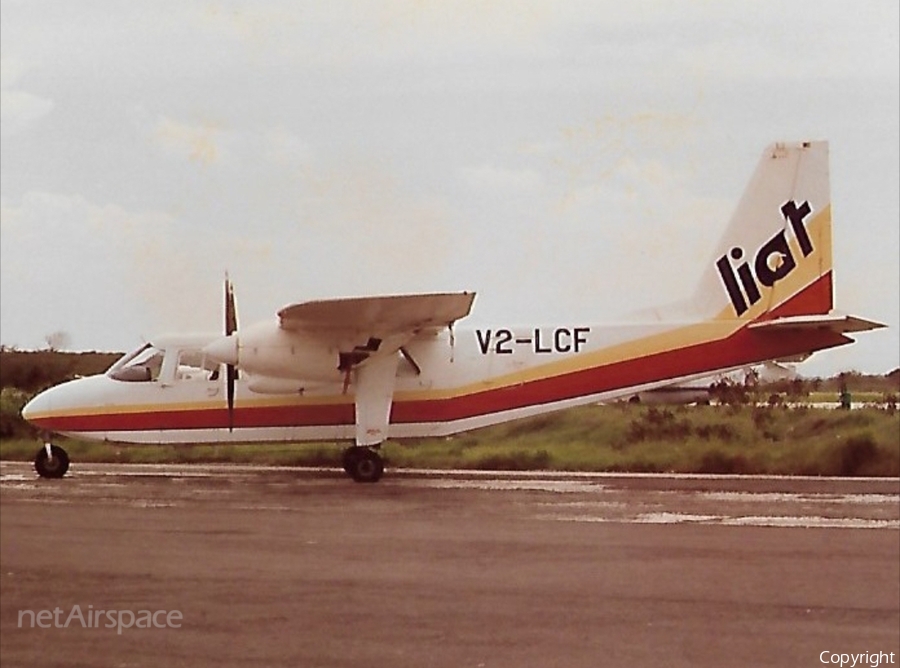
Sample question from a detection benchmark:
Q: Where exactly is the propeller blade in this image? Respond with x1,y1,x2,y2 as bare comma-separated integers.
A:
225,275,238,336
227,363,237,432
224,274,239,432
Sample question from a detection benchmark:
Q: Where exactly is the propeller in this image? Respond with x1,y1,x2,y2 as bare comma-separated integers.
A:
224,275,238,431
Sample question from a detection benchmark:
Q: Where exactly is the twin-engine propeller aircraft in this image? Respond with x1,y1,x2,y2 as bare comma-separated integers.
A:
22,141,884,482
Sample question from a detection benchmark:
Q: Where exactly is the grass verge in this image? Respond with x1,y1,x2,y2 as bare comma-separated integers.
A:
2,404,898,476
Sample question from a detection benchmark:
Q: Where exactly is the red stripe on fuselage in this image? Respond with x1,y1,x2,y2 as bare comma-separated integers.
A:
393,316,846,423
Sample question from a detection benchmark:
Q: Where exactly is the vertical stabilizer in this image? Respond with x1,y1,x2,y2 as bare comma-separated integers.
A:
691,141,833,322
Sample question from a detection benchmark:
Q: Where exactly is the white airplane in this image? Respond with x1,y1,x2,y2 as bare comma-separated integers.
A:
22,141,884,482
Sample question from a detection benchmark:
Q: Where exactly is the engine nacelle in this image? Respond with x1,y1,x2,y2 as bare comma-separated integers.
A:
205,320,343,383
246,375,334,394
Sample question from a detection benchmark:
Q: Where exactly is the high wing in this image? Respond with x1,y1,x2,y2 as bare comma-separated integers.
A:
278,292,476,447
278,292,475,335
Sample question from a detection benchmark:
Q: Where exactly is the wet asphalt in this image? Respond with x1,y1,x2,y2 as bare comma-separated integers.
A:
1,462,898,668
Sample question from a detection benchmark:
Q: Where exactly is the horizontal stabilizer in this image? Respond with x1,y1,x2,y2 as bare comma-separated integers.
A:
748,312,885,334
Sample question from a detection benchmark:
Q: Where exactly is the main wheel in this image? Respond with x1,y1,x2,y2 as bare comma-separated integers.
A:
346,448,384,483
34,445,69,479
342,447,360,475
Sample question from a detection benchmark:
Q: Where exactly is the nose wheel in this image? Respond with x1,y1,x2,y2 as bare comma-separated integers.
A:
342,446,384,483
34,444,70,479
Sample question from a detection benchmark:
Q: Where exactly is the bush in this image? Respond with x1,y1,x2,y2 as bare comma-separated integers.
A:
697,450,753,474
696,423,736,441
0,387,32,438
835,435,880,476
626,408,693,442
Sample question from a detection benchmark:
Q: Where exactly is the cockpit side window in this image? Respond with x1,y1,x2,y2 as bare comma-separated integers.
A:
106,343,149,376
108,345,164,382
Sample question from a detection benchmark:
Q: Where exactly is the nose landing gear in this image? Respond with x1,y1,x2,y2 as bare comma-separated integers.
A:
34,443,70,479
341,446,384,483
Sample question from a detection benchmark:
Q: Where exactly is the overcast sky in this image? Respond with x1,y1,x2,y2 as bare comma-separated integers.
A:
1,1,898,377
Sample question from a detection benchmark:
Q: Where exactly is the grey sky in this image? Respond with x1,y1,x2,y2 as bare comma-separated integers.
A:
2,1,898,376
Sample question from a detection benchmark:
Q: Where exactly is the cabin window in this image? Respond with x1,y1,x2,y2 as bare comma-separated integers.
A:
175,349,218,382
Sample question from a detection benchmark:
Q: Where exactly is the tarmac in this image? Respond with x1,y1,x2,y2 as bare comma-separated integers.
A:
1,461,898,668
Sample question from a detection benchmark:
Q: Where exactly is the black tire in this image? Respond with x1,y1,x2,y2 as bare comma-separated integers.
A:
342,447,360,475
34,445,69,479
348,448,384,483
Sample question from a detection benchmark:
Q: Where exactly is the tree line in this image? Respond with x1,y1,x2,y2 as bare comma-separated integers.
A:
1,348,122,394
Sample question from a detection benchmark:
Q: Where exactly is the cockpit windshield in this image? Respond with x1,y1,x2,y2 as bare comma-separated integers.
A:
107,343,164,382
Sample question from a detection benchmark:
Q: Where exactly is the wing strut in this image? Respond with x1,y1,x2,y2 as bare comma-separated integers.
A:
354,353,400,447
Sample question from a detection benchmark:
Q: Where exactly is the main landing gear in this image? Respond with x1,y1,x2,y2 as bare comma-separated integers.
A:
341,446,384,483
34,443,70,479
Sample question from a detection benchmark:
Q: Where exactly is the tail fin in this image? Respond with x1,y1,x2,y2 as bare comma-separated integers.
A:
692,141,833,322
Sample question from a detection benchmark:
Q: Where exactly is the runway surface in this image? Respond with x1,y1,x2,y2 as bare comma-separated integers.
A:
1,461,898,667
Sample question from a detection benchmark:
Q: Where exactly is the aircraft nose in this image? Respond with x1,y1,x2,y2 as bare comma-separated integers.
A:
21,390,51,425
17,374,119,437
204,334,239,366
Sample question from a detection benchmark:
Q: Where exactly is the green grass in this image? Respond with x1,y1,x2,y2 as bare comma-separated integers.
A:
382,404,900,476
4,403,897,476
